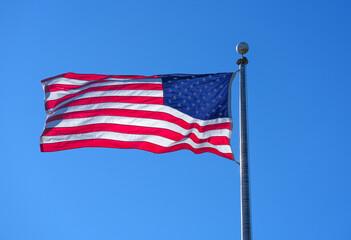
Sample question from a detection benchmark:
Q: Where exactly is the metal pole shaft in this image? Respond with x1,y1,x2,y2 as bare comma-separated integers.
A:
238,57,252,240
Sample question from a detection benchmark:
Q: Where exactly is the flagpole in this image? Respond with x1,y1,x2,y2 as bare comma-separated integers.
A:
236,42,252,240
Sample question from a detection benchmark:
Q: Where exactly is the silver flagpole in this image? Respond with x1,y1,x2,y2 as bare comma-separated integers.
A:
236,42,252,240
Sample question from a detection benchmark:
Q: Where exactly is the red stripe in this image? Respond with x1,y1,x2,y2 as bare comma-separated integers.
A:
42,72,158,83
44,80,110,93
46,109,231,133
40,139,233,160
46,96,164,112
41,124,230,146
45,83,162,110
41,73,66,83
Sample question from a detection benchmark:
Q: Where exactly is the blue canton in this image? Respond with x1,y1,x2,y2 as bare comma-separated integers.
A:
161,73,233,120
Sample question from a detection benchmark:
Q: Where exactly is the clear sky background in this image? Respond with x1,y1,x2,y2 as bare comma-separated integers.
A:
1,0,350,239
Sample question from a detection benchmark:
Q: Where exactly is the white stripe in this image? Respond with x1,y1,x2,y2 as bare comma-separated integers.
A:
44,116,232,139
43,77,160,87
43,77,90,86
45,80,162,101
48,102,232,127
40,131,232,154
46,89,163,114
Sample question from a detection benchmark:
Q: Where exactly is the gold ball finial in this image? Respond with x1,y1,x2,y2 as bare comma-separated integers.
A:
236,42,249,55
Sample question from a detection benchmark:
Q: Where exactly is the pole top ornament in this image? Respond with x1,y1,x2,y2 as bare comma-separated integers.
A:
236,42,249,55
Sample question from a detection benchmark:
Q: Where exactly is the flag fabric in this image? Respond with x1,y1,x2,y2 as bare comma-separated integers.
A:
40,72,235,160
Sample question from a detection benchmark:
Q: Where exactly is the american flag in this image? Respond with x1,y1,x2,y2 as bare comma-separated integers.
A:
40,72,235,160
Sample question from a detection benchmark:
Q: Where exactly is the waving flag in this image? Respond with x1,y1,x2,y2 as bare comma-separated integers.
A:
40,72,235,159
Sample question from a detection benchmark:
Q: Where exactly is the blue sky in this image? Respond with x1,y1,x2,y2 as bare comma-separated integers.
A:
1,0,350,239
